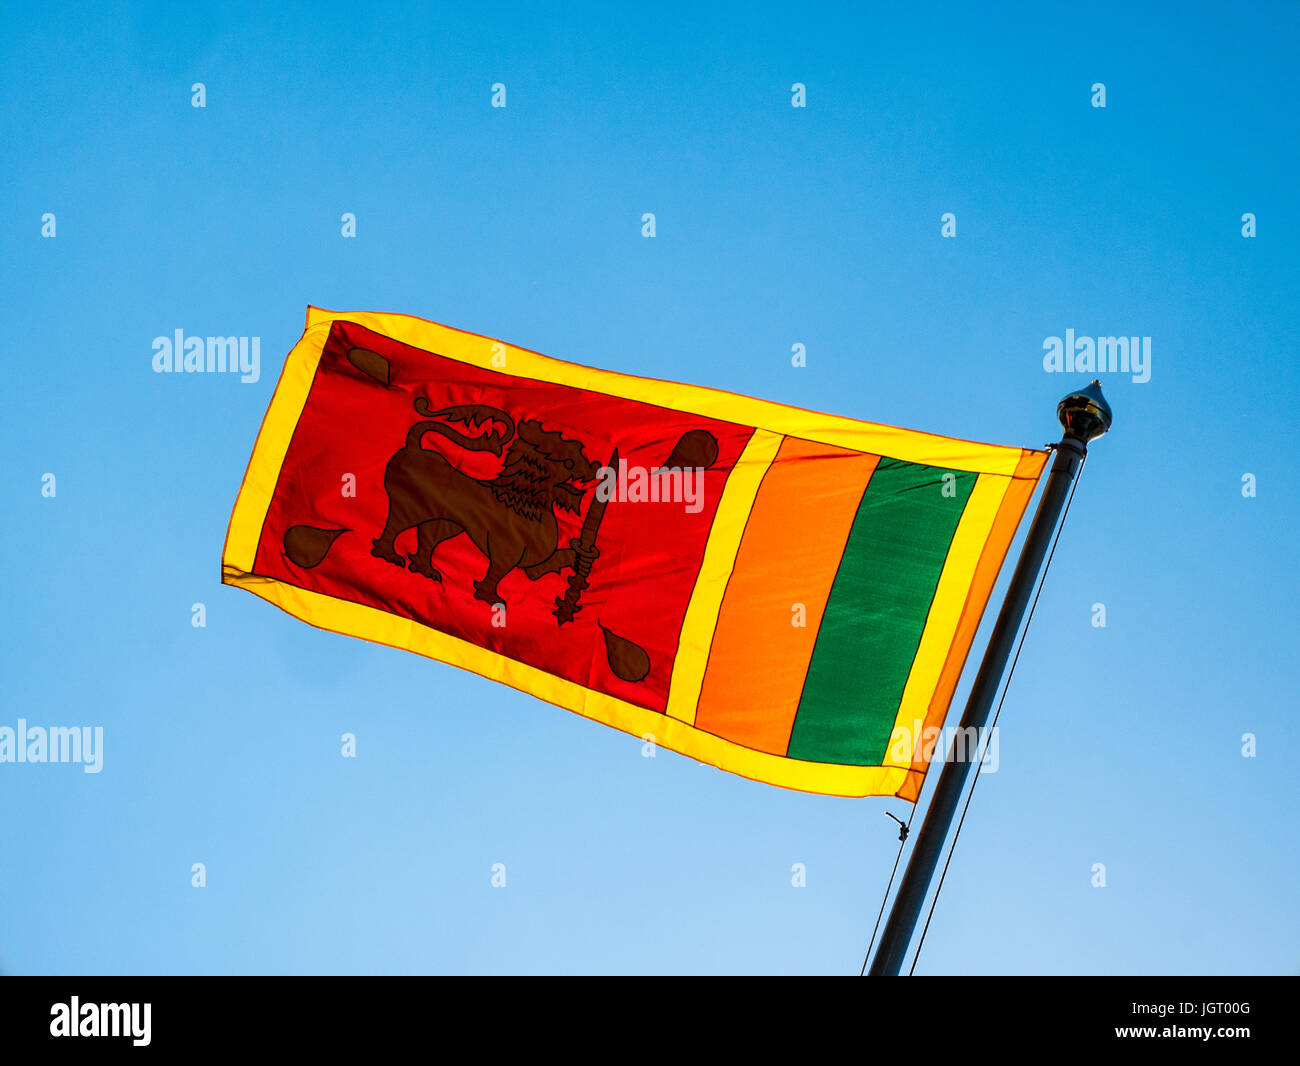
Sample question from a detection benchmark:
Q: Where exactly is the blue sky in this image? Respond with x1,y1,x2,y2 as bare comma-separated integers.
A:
1,1,1296,974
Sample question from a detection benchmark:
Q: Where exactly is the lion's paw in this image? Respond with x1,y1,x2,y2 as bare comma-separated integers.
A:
407,554,442,582
371,539,405,566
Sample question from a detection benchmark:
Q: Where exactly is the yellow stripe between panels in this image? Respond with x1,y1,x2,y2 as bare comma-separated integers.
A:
664,428,783,725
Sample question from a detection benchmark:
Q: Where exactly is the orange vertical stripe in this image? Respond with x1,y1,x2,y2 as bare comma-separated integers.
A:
693,437,879,753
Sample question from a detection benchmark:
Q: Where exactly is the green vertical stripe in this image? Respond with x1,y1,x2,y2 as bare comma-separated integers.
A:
786,459,975,765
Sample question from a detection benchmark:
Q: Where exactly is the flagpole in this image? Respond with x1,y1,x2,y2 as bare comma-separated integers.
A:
867,380,1112,976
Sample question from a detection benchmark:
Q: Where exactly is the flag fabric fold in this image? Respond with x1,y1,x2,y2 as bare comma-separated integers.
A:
222,307,1046,799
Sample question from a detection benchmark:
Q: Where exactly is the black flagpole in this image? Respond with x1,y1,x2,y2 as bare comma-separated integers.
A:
867,380,1112,976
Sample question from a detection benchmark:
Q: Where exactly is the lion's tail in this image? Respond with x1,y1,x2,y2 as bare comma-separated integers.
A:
406,398,516,456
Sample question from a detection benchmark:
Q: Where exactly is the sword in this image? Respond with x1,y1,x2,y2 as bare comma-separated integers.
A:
554,447,617,625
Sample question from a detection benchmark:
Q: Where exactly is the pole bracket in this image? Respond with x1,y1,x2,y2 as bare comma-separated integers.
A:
884,812,909,842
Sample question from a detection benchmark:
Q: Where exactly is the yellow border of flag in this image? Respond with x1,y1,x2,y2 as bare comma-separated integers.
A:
222,307,1046,798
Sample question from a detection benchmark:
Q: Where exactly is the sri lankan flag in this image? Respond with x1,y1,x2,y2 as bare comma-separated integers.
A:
223,308,1047,799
